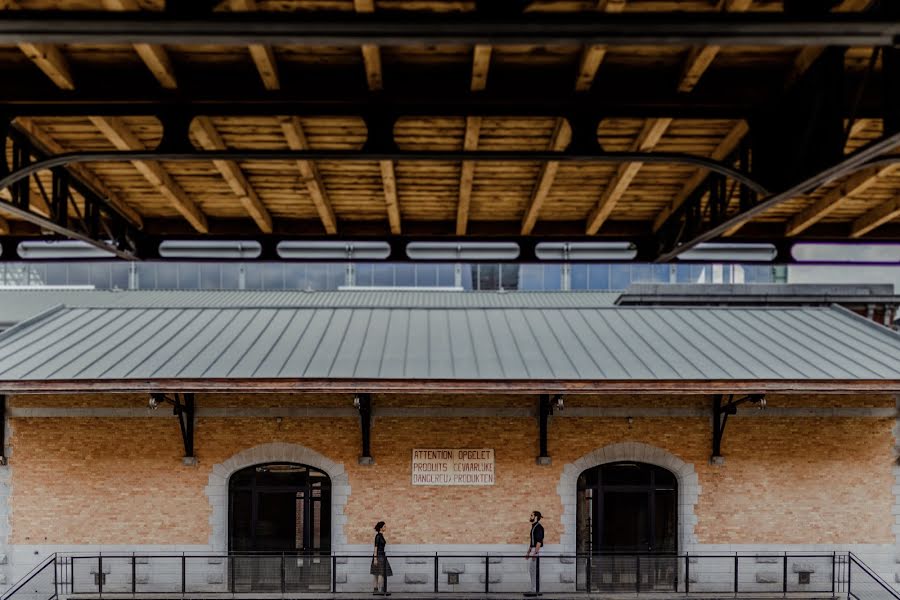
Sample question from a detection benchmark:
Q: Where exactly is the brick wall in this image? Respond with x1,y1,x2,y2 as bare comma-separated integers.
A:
5,393,895,548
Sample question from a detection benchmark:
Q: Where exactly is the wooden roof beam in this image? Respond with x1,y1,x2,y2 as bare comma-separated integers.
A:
652,120,748,232
851,194,900,237
89,116,208,233
521,119,572,235
677,0,752,93
574,0,625,92
18,43,75,90
280,116,338,235
228,0,280,90
456,45,491,236
14,118,143,228
354,0,398,232
785,165,895,236
101,0,178,89
586,118,671,235
192,116,273,233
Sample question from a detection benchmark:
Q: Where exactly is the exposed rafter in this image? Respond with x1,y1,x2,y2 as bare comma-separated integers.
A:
574,0,626,92
280,116,338,235
379,160,401,235
652,120,748,232
89,116,208,233
784,0,874,88
851,194,900,237
457,44,492,236
229,0,280,90
586,118,671,234
101,0,178,89
18,43,74,90
677,0,752,93
354,0,382,91
192,116,273,233
785,165,896,236
521,119,572,235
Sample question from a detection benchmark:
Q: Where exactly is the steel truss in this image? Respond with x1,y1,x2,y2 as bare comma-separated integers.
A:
711,393,766,462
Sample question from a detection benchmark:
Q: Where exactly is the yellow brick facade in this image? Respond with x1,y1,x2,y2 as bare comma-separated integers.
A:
5,393,895,548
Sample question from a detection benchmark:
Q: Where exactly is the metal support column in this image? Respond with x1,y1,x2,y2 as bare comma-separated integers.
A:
712,393,765,462
356,394,374,465
537,394,553,465
0,395,6,466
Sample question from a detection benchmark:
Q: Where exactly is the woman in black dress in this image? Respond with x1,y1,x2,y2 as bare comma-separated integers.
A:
370,521,392,594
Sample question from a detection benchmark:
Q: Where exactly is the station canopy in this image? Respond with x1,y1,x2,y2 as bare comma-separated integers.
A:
1,1,900,262
0,292,899,393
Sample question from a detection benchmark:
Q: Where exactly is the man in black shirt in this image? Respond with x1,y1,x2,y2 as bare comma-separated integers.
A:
526,511,544,594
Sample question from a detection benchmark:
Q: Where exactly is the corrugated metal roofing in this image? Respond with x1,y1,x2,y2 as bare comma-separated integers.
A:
0,290,621,327
1,303,899,384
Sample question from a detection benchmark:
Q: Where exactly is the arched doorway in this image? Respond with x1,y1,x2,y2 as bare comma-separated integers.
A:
576,461,677,591
229,463,332,592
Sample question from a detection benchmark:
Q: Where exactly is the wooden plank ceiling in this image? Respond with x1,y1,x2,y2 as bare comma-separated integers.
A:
0,0,895,245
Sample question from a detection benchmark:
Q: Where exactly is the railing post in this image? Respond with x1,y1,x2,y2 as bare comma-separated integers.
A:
734,554,739,594
635,555,640,594
536,554,541,595
132,553,136,594
98,555,103,596
53,554,58,598
182,553,186,595
685,555,690,595
485,555,490,594
280,552,285,595
434,554,439,594
229,553,234,593
586,553,592,593
831,552,835,596
847,553,852,598
332,554,337,593
782,554,787,596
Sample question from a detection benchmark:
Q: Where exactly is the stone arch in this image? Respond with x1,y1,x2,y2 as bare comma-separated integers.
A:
205,442,350,552
557,442,700,552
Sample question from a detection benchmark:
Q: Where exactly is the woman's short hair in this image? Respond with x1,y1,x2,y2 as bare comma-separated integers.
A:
375,521,386,532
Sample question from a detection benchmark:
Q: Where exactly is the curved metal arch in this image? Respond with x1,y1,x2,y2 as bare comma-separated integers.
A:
0,149,771,198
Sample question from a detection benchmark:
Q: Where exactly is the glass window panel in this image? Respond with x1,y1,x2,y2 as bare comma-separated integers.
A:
541,264,561,290
326,264,345,289
88,263,109,289
221,264,241,289
415,264,438,287
393,264,415,287
355,263,374,287
601,462,651,486
156,264,178,289
610,265,631,290
261,263,284,290
66,263,91,286
373,264,394,287
199,263,222,289
570,265,589,290
652,264,671,283
110,263,129,290
44,263,69,286
136,263,157,289
177,263,200,290
244,264,264,290
437,264,456,287
588,264,610,289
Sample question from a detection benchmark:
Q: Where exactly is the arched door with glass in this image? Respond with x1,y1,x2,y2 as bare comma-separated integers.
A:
229,463,331,592
576,462,677,592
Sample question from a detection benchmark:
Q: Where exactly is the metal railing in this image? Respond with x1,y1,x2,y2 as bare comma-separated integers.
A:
0,553,57,600
2,551,896,598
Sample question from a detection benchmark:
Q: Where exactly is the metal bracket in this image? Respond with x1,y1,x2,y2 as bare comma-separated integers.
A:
537,394,563,465
711,393,765,462
354,393,373,465
150,393,195,463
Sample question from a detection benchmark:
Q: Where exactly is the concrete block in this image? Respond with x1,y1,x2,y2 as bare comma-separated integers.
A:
559,556,575,564
207,572,224,584
536,457,552,466
406,557,429,564
335,556,349,564
792,562,816,573
182,457,198,466
358,457,375,466
479,573,502,584
135,557,150,564
405,573,429,584
442,564,465,574
135,574,149,584
336,573,348,584
756,555,781,563
207,557,223,564
0,554,7,565
488,556,503,564
756,572,780,583
559,572,575,584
